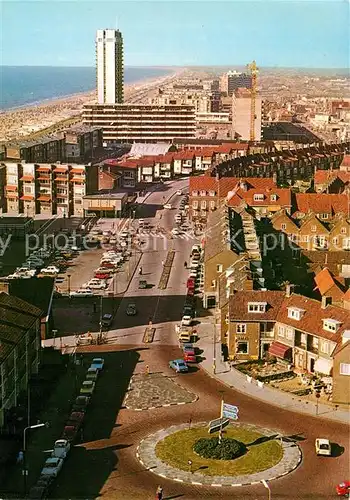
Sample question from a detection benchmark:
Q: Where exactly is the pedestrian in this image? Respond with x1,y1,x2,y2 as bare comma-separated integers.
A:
161,260,164,266
17,450,24,464
139,267,142,275
184,261,187,268
156,485,163,500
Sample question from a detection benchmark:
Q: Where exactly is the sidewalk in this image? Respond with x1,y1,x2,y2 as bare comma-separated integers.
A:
196,316,350,425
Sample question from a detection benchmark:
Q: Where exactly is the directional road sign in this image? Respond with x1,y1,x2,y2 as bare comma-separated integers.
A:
208,417,230,434
223,403,239,414
223,412,239,420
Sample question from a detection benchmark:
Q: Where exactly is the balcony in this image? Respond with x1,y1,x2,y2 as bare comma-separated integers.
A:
37,195,52,203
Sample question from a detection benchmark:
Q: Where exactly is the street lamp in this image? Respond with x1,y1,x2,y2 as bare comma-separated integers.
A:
23,423,48,495
261,479,271,500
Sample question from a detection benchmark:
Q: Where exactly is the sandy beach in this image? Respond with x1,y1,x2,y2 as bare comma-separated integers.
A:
0,70,184,143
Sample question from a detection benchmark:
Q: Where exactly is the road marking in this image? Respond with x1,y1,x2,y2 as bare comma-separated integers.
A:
191,481,202,485
211,484,223,487
173,478,183,483
158,474,166,478
232,483,242,487
177,402,186,405
163,404,171,407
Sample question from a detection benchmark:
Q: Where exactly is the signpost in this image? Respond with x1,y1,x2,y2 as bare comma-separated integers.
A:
208,418,230,434
222,402,239,420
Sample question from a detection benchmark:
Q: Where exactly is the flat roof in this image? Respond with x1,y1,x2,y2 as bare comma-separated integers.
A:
84,192,127,200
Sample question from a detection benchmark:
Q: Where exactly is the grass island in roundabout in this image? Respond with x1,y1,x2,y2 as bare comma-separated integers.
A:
155,423,283,477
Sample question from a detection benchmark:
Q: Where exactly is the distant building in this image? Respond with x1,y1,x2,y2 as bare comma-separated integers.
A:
63,125,103,162
82,104,196,144
220,71,252,96
2,162,98,217
96,29,124,105
232,88,262,141
5,136,66,164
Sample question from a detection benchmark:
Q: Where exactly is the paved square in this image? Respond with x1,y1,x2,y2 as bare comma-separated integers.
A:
125,372,197,410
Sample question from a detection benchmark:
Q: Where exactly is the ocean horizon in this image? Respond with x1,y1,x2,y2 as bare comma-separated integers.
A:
0,66,173,111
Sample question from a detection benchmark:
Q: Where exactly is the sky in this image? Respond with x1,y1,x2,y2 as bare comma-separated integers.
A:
1,0,349,68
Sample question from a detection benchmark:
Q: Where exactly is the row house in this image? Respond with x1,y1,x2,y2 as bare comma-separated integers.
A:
272,210,350,251
212,143,349,184
173,138,249,156
2,162,98,217
172,151,195,176
314,169,350,194
0,292,42,429
340,154,350,172
227,184,292,216
314,268,348,307
293,193,350,222
189,175,278,222
226,288,350,404
154,153,175,180
202,205,246,309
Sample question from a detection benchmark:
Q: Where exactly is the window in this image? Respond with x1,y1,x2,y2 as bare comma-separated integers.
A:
74,199,82,204
270,194,277,202
340,363,350,375
211,279,216,288
286,327,293,340
320,213,329,220
287,307,304,320
216,264,223,273
278,325,285,337
341,227,347,234
236,323,246,334
302,235,309,242
333,237,339,245
248,302,267,313
253,194,264,201
192,190,198,196
323,319,341,333
311,225,316,232
320,341,330,354
281,223,287,230
209,190,216,196
201,200,207,209
200,190,206,196
237,341,248,353
210,200,216,210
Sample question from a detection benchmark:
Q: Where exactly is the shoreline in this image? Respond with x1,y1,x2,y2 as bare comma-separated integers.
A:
0,69,183,143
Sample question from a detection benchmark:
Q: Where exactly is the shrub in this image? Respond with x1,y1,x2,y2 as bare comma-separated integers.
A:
193,437,246,460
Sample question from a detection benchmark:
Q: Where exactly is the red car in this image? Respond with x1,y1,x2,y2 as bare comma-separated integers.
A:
66,411,84,429
95,272,110,279
100,262,116,268
184,352,196,363
61,425,78,442
336,481,350,497
187,278,195,288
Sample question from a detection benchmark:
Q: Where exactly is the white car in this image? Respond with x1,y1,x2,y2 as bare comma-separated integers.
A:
315,438,331,456
52,439,70,459
181,315,193,327
176,190,182,195
172,228,180,236
85,280,107,290
138,218,145,226
41,457,64,477
120,231,129,239
41,266,60,275
163,203,172,209
70,289,94,297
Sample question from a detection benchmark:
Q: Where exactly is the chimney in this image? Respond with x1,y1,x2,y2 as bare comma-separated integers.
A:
342,330,350,344
285,283,291,297
240,181,248,192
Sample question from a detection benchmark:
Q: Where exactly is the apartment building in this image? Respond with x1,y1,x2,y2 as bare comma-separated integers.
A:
96,29,124,105
332,336,350,404
172,151,195,176
2,162,98,217
220,71,252,96
314,169,350,194
63,125,103,162
232,88,262,141
0,292,42,428
82,104,196,144
5,136,66,164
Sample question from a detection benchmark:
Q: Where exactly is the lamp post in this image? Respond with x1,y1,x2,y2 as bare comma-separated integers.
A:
218,390,225,443
261,479,271,500
52,329,57,348
67,274,71,296
23,423,47,495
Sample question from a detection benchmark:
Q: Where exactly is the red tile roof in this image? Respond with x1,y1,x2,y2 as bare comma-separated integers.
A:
172,151,195,160
228,188,292,208
343,288,350,301
189,176,218,192
189,176,277,197
314,169,350,184
229,291,286,321
276,294,350,343
341,155,350,168
314,268,336,295
294,193,350,215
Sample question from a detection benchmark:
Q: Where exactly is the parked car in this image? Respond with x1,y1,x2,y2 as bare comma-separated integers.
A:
51,439,71,459
163,203,172,209
336,481,350,497
315,438,332,456
86,367,99,381
85,279,107,290
172,228,180,236
126,303,137,316
182,344,196,356
181,315,193,327
91,358,104,371
66,411,84,429
72,395,90,412
178,331,192,343
169,359,188,373
80,380,95,395
101,313,113,327
40,266,60,275
70,289,93,297
61,425,78,443
96,267,115,274
176,190,182,195
183,352,196,363
41,457,64,477
139,280,147,289
95,272,111,280
28,485,48,499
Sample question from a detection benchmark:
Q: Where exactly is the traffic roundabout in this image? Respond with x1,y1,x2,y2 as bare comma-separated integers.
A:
136,421,302,487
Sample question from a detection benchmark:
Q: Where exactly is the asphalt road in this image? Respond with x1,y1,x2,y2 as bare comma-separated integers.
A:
48,179,349,500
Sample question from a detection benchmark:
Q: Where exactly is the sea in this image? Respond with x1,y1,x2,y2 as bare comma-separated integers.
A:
0,66,173,111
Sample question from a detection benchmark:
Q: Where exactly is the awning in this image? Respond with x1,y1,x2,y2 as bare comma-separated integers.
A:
20,176,34,182
55,177,69,182
37,196,51,202
71,177,84,183
37,166,51,172
70,168,85,174
314,358,333,376
5,185,18,191
53,167,68,173
20,195,34,201
269,341,291,359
